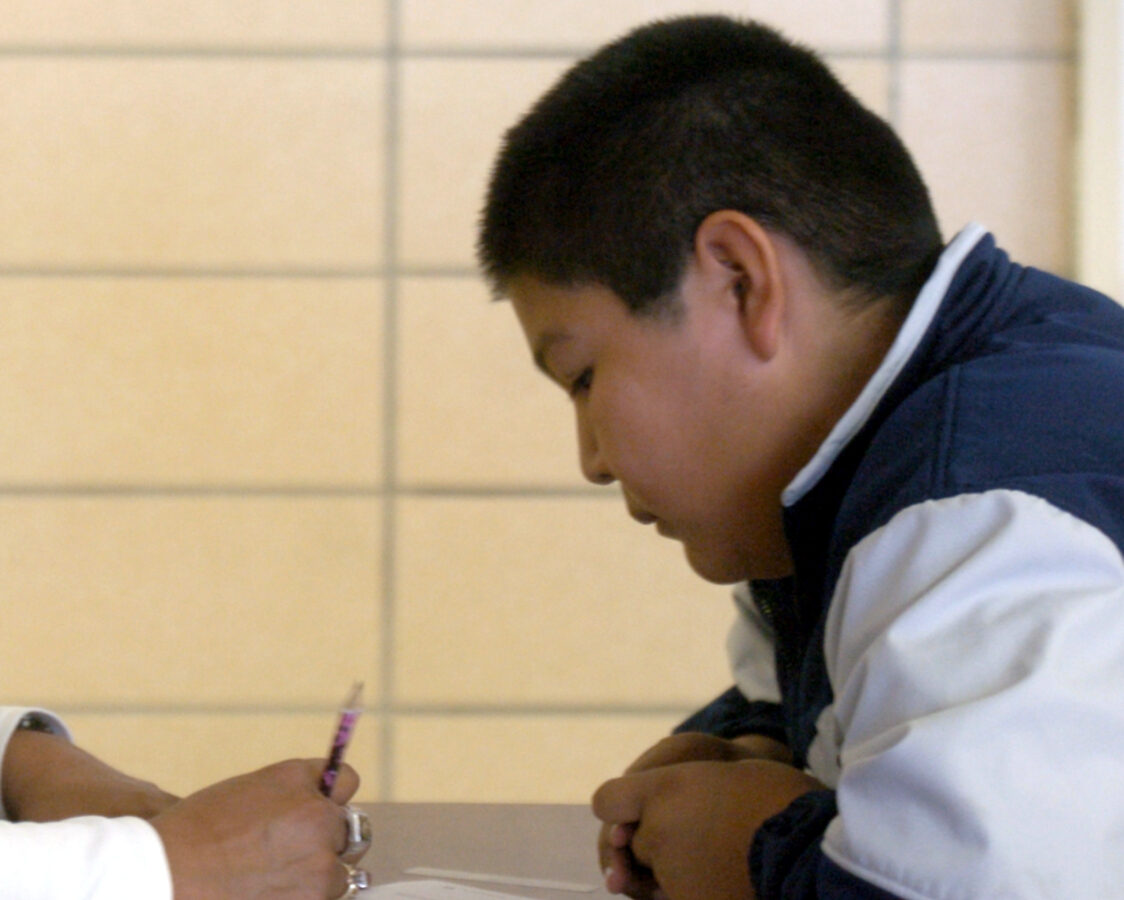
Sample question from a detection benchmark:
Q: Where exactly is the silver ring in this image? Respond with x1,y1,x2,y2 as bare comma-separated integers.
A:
342,805,373,860
336,862,371,899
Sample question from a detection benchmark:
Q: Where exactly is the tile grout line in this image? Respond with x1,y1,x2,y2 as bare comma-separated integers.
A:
377,0,403,803
45,701,705,757
48,702,700,717
0,266,473,278
0,44,1075,63
0,483,612,498
887,0,903,129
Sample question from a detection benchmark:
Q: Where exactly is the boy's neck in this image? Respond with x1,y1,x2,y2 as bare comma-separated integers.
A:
779,284,907,492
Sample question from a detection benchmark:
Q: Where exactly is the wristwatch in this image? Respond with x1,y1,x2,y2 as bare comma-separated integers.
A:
16,712,55,734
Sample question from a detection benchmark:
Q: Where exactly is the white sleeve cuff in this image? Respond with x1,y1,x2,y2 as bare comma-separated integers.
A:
0,816,173,900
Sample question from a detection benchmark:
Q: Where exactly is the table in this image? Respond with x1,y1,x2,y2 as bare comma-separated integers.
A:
354,803,611,899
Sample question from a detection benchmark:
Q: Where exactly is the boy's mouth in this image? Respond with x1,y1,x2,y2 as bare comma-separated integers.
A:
628,505,678,538
626,504,657,526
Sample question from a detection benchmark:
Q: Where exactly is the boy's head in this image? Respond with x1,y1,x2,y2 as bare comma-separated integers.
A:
478,14,941,314
478,16,941,583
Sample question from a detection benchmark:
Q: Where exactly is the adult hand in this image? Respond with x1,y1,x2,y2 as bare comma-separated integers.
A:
2,730,178,821
596,733,791,898
152,758,360,900
593,758,822,900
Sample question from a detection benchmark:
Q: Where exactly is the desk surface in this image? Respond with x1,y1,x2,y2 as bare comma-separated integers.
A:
356,803,610,899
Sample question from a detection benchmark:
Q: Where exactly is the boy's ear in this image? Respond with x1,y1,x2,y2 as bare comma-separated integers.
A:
692,211,784,361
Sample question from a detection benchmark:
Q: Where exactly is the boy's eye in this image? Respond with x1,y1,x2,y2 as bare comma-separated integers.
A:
569,367,593,397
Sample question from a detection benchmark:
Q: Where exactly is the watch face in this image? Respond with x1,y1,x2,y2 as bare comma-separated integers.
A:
17,713,54,733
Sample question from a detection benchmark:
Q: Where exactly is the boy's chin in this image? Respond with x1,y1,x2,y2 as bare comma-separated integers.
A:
682,542,750,585
682,537,792,584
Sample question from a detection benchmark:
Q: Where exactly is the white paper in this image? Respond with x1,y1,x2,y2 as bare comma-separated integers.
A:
371,878,596,900
403,869,595,893
369,880,535,900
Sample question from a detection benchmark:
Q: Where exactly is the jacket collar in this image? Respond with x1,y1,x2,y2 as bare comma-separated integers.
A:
782,223,988,508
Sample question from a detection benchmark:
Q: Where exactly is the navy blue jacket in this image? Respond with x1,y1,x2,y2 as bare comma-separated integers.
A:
679,227,1124,898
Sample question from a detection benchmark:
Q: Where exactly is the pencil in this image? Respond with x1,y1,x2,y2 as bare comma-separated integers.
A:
319,681,364,796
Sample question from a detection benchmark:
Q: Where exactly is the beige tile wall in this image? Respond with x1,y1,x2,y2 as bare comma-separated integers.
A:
0,0,1077,803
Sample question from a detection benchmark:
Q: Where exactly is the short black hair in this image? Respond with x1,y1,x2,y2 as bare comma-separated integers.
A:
478,15,942,314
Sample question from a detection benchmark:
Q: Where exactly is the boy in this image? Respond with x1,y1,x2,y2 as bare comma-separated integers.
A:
478,15,1124,900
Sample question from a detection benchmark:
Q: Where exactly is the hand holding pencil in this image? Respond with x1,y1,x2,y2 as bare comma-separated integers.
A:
147,681,370,899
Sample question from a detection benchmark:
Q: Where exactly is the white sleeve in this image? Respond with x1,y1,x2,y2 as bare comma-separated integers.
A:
0,817,173,900
0,708,174,900
819,489,1124,899
726,582,781,703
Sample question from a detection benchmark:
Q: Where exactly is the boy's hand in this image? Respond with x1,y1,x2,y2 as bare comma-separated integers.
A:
152,758,360,900
596,733,792,898
593,758,822,900
620,733,793,773
2,729,179,821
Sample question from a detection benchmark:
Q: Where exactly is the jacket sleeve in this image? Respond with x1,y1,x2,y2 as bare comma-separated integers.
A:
1,707,174,900
674,685,787,743
751,791,900,899
0,817,173,900
750,489,1124,898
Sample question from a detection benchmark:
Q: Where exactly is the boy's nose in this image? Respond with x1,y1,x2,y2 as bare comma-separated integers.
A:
577,414,614,485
